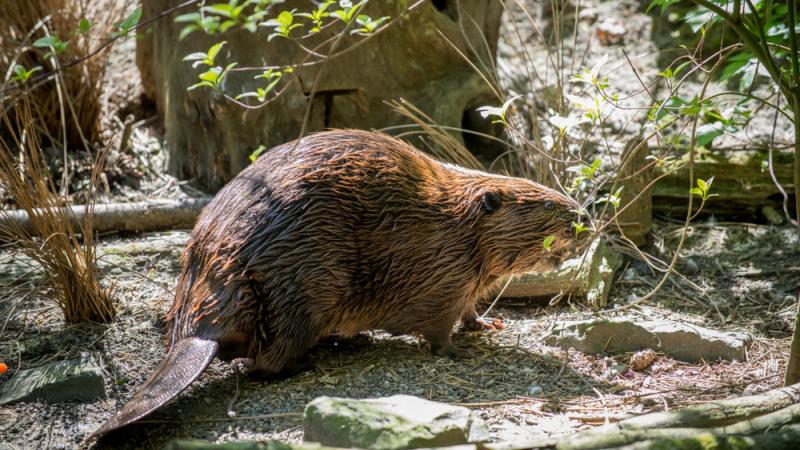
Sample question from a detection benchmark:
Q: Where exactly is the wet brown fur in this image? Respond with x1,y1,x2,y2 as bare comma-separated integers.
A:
167,129,581,373
92,130,582,439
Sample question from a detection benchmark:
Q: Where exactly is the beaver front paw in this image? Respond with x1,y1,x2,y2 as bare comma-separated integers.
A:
462,316,506,332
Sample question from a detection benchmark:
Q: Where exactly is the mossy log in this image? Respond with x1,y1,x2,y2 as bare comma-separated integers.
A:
652,149,795,222
138,0,503,191
488,382,800,450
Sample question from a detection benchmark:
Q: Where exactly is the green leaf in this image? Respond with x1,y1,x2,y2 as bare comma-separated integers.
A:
696,178,707,193
220,20,237,32
179,24,200,40
205,3,235,18
249,145,267,163
13,64,42,83
198,67,222,83
33,36,68,54
543,235,556,252
183,52,209,62
572,221,589,237
206,41,226,64
118,7,142,32
188,80,215,90
694,122,724,147
646,0,681,14
78,18,91,33
33,36,59,48
175,12,202,23
720,52,753,81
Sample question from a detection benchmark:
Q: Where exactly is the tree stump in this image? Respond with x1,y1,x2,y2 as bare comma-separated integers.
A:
137,0,503,191
617,136,653,246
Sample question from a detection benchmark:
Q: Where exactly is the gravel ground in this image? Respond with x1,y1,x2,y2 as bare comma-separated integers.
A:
0,221,794,449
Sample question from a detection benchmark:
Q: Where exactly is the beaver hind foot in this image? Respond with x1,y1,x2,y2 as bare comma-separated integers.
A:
425,328,475,359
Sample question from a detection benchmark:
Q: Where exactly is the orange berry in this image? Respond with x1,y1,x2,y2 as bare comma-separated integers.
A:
0,363,7,375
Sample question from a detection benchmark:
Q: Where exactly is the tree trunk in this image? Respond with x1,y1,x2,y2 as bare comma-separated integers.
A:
137,0,503,192
786,296,800,385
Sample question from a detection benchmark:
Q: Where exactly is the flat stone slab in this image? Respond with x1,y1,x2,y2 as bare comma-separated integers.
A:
164,440,477,450
546,318,751,362
303,395,489,450
164,440,344,450
0,352,105,405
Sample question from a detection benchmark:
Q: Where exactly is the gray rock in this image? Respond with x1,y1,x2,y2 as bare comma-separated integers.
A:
547,318,751,362
164,440,339,450
0,352,105,404
303,395,489,450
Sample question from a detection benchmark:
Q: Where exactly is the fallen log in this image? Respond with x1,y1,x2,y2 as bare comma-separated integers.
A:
0,198,211,236
487,382,800,450
652,149,795,222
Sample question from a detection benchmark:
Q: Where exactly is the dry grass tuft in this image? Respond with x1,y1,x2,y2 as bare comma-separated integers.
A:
0,100,113,324
0,0,125,149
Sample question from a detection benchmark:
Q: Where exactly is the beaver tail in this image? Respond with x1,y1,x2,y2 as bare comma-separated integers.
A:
88,338,218,440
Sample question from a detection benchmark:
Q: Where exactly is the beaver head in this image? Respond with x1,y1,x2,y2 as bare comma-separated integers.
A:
464,176,587,277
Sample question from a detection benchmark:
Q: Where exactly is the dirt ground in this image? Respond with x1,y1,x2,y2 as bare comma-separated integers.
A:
1,0,798,449
0,223,795,449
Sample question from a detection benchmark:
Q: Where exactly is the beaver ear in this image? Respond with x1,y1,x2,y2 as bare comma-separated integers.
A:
482,191,503,213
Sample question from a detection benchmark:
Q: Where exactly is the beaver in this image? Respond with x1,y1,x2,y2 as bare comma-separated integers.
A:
90,129,584,439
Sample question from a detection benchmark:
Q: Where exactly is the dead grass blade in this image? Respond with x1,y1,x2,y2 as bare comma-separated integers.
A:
0,99,113,324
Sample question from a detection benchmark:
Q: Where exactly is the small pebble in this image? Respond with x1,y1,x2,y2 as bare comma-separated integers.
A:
683,258,699,275
630,349,657,371
742,384,765,396
527,385,543,396
596,18,625,45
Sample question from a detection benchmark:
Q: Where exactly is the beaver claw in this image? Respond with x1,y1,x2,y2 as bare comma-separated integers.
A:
462,317,506,332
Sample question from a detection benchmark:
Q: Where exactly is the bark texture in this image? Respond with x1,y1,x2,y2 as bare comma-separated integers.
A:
0,198,210,237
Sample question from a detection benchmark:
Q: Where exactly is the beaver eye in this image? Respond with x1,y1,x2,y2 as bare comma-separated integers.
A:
482,191,503,212
544,200,555,210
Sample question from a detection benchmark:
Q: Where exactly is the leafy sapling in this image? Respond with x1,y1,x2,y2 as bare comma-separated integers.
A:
332,1,367,23
690,177,717,202
262,10,304,41
572,221,590,238
13,65,42,84
33,36,69,59
183,41,227,69
112,7,142,38
351,15,389,35
184,41,238,91
298,1,335,33
476,95,523,126
687,177,718,219
548,115,590,136
596,186,624,209
570,54,609,88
